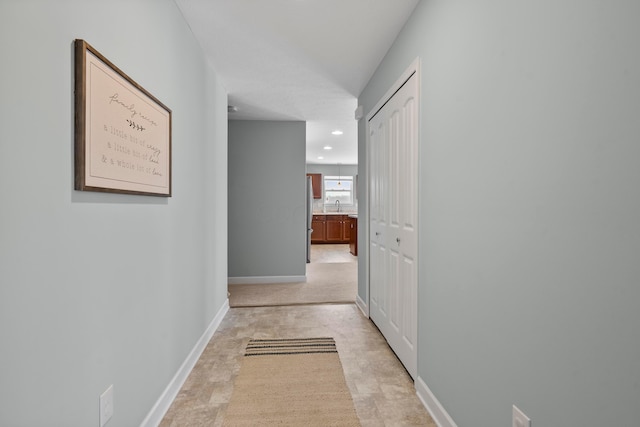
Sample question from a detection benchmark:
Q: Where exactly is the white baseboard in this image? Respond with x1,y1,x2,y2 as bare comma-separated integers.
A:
416,376,458,427
227,275,306,285
140,299,230,427
356,294,369,317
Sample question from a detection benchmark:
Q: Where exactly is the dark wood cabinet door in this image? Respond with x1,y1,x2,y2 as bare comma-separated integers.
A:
349,217,358,256
326,219,343,242
311,221,325,242
306,173,322,199
342,217,351,241
311,218,326,242
311,215,327,243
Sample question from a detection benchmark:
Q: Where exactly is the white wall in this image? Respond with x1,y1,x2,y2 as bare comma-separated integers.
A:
228,120,306,279
0,1,228,426
359,1,640,426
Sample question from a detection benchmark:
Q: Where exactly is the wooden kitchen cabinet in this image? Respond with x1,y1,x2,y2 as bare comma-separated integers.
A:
306,173,322,199
342,217,351,241
311,215,326,243
325,215,350,243
326,216,344,242
311,214,351,244
349,216,358,256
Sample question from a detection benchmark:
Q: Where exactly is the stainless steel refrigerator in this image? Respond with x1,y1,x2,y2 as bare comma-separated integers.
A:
306,175,313,263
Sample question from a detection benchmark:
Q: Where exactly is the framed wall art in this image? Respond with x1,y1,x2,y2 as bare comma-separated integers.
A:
74,39,172,196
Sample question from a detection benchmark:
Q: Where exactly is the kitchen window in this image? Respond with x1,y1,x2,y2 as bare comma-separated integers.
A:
324,175,353,205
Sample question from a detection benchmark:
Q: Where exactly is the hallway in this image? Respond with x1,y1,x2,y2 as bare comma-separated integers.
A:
160,304,435,426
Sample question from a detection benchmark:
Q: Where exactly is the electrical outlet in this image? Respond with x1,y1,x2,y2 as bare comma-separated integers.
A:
100,385,114,427
513,405,531,427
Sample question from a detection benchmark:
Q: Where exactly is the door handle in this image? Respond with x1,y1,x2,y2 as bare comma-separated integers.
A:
396,237,401,244
375,232,380,236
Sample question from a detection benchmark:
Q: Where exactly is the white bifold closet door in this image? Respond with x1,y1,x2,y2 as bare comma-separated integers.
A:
368,71,419,379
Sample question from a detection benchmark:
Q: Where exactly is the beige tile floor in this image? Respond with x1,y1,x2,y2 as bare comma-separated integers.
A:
160,304,436,426
310,243,356,264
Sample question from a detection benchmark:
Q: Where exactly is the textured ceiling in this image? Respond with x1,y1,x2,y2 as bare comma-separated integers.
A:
175,0,419,164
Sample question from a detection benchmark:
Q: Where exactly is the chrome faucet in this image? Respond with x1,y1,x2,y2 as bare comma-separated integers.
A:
335,200,341,212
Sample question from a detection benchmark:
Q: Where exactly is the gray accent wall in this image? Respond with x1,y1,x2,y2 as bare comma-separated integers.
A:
228,121,306,278
359,1,640,426
0,1,228,426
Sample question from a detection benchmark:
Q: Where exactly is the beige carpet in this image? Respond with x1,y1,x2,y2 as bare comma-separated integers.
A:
228,262,357,307
222,338,361,426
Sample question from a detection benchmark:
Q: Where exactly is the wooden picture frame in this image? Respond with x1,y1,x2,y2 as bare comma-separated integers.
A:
74,39,172,196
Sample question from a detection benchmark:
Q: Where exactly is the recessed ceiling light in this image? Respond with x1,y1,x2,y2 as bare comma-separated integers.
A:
331,130,343,135
317,156,324,160
323,146,332,150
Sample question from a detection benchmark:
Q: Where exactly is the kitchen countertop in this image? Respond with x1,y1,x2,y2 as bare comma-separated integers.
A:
313,212,357,216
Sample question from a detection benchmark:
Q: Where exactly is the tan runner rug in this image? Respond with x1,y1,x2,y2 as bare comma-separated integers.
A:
223,338,361,426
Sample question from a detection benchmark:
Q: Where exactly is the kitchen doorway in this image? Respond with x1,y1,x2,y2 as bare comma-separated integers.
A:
227,244,357,307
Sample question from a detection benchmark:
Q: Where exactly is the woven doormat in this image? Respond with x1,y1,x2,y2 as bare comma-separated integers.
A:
223,338,361,426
